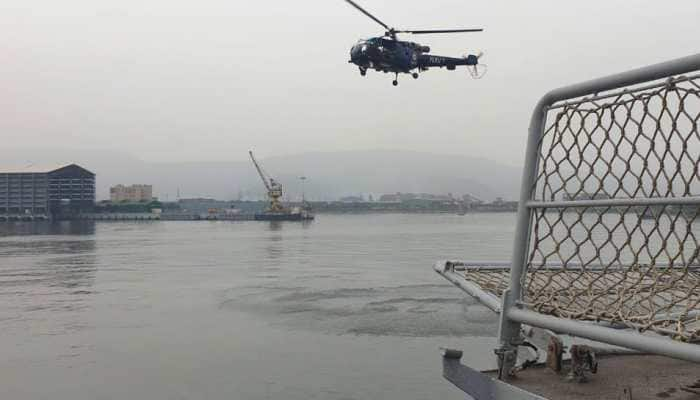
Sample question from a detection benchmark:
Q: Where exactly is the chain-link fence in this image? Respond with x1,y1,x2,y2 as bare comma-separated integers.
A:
522,75,700,340
434,56,700,392
435,56,700,367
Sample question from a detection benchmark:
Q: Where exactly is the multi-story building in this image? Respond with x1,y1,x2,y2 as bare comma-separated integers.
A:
177,198,230,213
0,164,96,217
110,184,153,203
378,192,455,203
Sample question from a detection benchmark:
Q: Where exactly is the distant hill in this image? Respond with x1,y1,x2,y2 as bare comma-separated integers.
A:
0,148,521,201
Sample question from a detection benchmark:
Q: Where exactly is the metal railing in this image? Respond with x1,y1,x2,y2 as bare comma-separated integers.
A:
497,54,700,375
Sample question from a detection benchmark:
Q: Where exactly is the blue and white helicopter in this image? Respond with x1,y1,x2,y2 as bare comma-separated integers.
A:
345,0,486,86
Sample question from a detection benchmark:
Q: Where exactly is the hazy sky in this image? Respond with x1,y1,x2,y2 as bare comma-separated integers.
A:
2,0,698,166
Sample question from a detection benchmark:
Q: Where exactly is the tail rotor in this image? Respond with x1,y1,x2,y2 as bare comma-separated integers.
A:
465,51,487,79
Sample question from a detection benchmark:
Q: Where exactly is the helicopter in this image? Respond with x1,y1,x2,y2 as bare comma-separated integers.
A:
344,0,485,86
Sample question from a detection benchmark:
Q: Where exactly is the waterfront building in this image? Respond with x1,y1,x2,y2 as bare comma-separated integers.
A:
110,184,153,203
339,195,365,203
462,193,483,205
0,164,95,217
178,198,233,213
378,192,455,203
378,193,402,203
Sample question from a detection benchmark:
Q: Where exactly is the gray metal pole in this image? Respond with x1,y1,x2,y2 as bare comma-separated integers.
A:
542,53,700,106
497,95,546,352
433,262,502,313
528,196,700,209
495,84,551,377
508,308,700,363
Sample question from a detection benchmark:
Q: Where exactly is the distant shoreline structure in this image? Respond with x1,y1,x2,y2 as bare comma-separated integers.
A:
0,208,519,222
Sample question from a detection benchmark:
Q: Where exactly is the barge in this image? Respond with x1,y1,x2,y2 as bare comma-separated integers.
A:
254,207,314,221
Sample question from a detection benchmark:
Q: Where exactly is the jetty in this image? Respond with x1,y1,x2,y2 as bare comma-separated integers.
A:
76,213,256,221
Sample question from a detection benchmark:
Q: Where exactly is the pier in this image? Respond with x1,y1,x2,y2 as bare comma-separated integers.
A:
0,214,50,222
76,213,256,221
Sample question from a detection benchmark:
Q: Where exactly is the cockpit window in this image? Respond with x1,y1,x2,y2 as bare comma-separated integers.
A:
380,38,396,48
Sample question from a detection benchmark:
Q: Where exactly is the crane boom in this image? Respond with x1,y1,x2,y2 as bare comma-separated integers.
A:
249,150,271,191
249,150,285,213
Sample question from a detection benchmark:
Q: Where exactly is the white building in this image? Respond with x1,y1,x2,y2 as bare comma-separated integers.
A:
110,184,153,203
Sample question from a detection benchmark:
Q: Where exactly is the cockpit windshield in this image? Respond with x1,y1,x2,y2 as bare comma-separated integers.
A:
353,39,370,52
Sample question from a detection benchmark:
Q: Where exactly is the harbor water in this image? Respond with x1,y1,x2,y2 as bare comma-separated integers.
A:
0,213,516,400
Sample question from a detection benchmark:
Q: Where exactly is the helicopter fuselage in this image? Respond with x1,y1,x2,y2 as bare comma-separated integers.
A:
349,37,478,76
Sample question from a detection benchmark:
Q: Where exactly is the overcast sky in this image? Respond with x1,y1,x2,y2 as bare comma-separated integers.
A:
2,0,698,166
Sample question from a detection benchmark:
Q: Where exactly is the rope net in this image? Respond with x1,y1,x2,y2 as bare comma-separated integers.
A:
526,74,700,341
459,75,700,341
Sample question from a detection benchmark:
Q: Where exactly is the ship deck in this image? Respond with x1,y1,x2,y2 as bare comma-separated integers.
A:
487,355,700,400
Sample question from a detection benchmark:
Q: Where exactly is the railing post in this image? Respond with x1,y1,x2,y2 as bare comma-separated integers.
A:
496,95,551,377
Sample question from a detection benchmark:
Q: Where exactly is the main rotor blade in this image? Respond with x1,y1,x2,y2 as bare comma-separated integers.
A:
400,28,484,34
344,0,390,30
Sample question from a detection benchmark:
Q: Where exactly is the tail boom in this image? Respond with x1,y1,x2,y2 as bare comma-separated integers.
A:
417,54,479,70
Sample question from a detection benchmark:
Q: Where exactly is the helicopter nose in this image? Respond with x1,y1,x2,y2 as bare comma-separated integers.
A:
350,45,368,65
350,46,361,63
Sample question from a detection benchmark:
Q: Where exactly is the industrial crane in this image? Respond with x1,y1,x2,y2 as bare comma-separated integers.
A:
249,150,285,212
